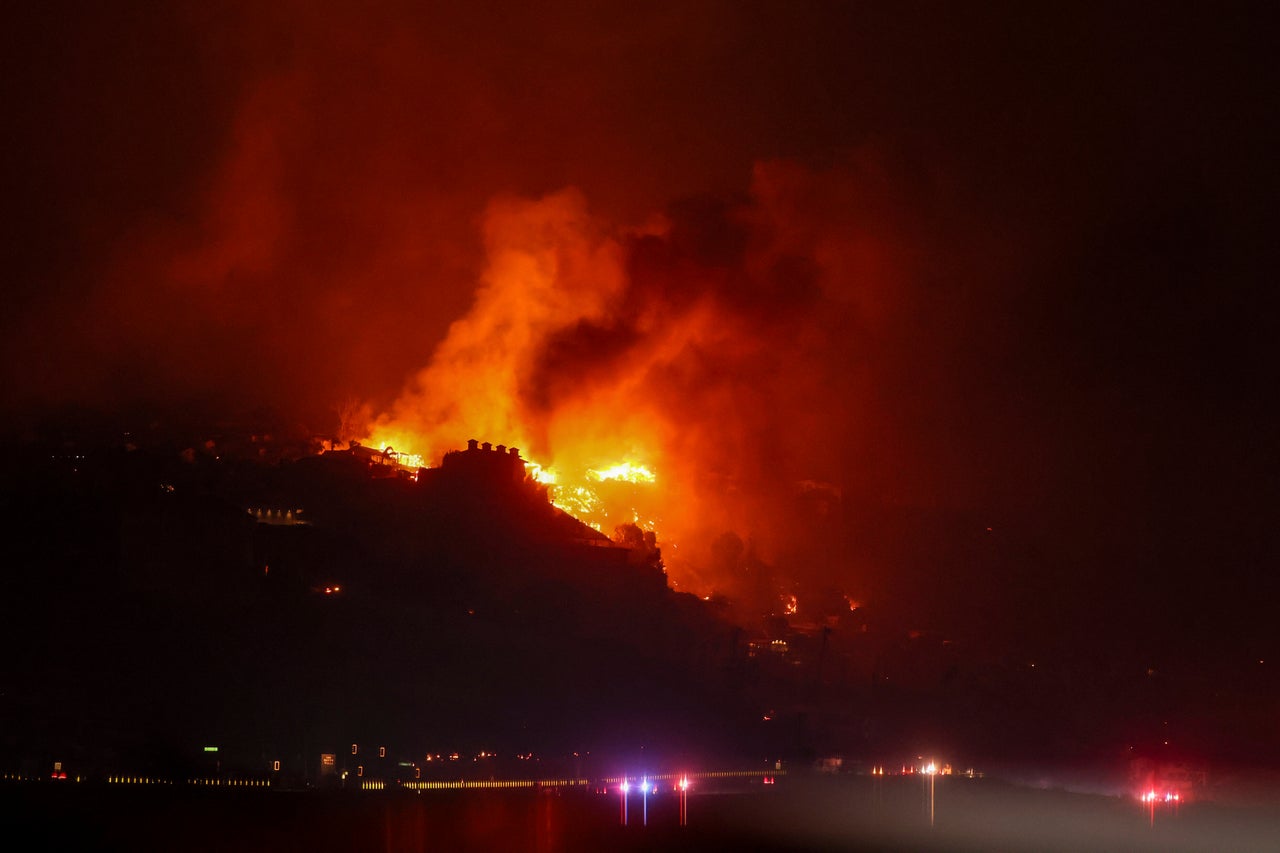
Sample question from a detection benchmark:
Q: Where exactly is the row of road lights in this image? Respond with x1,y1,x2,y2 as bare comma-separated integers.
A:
619,776,690,827
620,764,940,830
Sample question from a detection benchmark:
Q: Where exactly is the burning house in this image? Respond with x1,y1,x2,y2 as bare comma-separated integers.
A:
332,442,417,478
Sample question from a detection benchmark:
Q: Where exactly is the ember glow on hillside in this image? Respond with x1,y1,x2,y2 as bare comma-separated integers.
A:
364,428,662,537
354,180,880,590
526,458,661,535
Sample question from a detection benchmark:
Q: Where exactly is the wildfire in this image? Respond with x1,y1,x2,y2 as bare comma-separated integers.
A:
527,463,557,485
345,178,864,595
384,447,426,470
548,461,658,532
588,462,655,484
360,428,428,471
548,481,607,526
365,429,659,536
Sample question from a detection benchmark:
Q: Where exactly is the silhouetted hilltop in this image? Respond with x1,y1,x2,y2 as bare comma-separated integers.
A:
6,421,1278,782
0,430,753,779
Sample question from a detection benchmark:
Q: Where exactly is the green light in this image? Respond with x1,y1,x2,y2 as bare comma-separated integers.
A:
203,746,219,753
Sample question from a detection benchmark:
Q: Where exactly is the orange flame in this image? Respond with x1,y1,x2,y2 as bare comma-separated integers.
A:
360,190,671,545
358,165,878,595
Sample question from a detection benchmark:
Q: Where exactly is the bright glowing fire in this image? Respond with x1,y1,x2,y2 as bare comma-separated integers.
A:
349,178,864,595
365,424,661,536
547,461,658,532
589,463,655,484
352,190,676,543
380,445,426,470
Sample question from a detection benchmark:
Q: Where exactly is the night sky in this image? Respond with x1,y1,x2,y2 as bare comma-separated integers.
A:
3,3,1277,676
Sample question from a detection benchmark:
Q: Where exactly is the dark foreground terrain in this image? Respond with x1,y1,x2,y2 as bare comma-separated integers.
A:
6,773,1280,852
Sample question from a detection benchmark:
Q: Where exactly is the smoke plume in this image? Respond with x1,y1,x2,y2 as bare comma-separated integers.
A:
364,158,919,594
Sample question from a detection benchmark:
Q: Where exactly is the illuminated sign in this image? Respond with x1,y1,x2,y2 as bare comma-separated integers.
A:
203,746,219,753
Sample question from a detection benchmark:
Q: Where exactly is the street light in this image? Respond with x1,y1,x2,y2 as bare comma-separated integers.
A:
924,761,938,827
620,780,630,825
